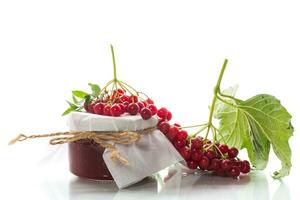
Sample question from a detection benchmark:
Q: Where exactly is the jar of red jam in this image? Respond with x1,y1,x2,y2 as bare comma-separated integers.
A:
67,112,158,181
68,139,113,180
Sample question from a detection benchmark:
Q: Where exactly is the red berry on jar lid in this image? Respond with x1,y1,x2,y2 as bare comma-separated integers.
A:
120,95,130,103
88,103,96,113
111,89,124,102
140,107,152,120
110,104,122,117
157,121,170,134
103,105,112,116
123,102,129,112
157,107,168,119
137,102,145,110
130,95,138,103
118,103,125,114
148,104,158,115
127,103,139,115
177,130,188,140
116,88,125,95
145,98,154,105
94,102,105,115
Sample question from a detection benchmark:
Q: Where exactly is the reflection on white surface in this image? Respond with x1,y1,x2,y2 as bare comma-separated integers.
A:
63,165,290,200
1,147,293,200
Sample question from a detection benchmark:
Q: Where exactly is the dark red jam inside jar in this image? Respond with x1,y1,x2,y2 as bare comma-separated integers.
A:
68,139,113,180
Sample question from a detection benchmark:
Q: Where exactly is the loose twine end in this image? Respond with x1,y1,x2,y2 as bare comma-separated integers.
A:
8,134,27,145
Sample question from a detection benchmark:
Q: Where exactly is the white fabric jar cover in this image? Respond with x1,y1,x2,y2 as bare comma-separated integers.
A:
67,112,184,189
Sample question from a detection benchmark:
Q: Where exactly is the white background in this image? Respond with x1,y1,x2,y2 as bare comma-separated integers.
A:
0,0,299,199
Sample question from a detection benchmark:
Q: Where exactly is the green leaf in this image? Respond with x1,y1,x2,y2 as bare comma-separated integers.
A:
215,94,293,178
72,95,78,104
72,90,89,98
83,94,92,105
216,99,270,169
88,83,101,97
66,100,78,108
62,106,75,116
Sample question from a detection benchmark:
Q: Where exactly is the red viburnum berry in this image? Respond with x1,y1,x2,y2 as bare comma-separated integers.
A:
228,147,239,158
177,130,188,140
157,121,170,134
148,104,158,115
128,103,139,115
110,104,122,117
167,126,179,141
140,107,152,120
187,160,198,169
157,107,168,119
103,105,112,116
228,166,240,178
94,102,105,115
179,147,191,160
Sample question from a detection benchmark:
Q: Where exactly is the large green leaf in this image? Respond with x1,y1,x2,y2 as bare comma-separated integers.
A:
215,94,293,178
217,99,270,169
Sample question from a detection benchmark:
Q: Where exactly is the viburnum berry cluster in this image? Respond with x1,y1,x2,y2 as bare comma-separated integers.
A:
84,88,158,120
156,59,251,178
158,119,250,177
63,45,162,121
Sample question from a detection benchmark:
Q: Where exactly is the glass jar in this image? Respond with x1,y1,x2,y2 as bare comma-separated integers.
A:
68,139,113,180
67,112,158,182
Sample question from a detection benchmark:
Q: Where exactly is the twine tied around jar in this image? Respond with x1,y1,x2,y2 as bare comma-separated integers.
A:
9,127,156,165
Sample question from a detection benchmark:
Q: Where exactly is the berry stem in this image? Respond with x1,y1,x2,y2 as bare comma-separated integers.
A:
118,81,135,96
180,123,207,129
99,79,114,94
190,125,208,138
119,81,139,95
205,59,228,139
110,44,118,83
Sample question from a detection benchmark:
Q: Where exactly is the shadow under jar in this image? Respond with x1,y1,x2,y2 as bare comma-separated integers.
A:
68,139,113,180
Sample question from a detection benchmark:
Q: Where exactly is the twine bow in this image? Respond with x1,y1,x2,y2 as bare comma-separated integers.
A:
9,127,156,165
